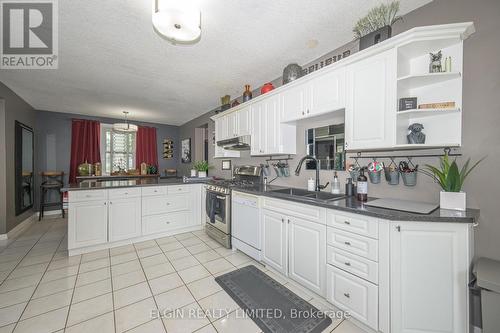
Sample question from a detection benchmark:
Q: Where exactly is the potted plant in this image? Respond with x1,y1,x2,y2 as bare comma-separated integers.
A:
353,1,402,50
422,153,484,211
193,160,212,178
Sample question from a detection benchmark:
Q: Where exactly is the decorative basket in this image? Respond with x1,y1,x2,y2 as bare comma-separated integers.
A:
368,170,382,184
401,171,418,186
384,161,400,185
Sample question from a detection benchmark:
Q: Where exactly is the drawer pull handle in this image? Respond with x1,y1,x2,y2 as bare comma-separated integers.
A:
344,293,350,298
344,241,351,246
165,221,170,224
124,192,128,195
344,262,351,266
344,221,350,225
166,203,170,205
85,195,91,198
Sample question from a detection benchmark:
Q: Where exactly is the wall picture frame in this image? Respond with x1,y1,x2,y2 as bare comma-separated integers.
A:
181,138,191,163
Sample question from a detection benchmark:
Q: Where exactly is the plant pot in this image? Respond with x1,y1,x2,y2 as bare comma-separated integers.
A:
368,170,382,184
401,171,417,186
190,169,197,177
440,191,466,211
359,25,392,51
198,171,207,178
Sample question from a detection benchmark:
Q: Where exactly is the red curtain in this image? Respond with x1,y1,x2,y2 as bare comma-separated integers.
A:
135,126,158,170
69,119,101,184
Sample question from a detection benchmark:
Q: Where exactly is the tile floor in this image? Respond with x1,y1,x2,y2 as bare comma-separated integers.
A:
0,217,367,333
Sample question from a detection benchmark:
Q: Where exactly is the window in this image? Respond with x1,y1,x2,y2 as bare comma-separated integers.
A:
101,124,136,174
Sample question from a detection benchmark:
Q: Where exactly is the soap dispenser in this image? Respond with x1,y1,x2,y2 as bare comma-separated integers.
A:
307,178,315,191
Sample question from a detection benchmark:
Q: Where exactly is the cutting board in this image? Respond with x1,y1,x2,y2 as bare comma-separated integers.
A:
364,198,439,214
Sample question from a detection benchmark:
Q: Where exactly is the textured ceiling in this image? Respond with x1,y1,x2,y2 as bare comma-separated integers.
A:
0,0,432,125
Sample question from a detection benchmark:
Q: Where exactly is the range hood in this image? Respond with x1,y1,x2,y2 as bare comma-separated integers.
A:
217,135,251,151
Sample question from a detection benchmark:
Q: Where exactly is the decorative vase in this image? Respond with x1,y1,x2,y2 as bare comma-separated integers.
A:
283,63,303,84
190,169,197,177
242,85,252,102
198,171,207,178
231,100,240,108
440,191,466,211
260,82,275,94
77,162,92,176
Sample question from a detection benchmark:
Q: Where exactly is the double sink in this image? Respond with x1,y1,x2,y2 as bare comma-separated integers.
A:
268,187,346,203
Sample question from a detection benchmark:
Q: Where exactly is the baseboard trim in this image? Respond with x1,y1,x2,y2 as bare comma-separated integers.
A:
0,214,35,240
36,210,63,217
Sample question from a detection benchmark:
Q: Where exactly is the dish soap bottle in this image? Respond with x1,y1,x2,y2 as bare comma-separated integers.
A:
331,172,341,194
357,167,368,202
307,178,315,191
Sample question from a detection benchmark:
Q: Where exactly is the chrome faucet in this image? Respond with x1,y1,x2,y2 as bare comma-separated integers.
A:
294,155,329,192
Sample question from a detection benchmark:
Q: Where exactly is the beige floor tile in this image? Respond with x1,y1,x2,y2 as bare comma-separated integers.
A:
81,249,109,263
13,306,68,333
180,237,203,247
178,265,211,284
40,264,78,283
225,252,252,266
32,275,76,299
165,248,191,261
111,260,142,276
194,250,221,263
148,272,184,295
214,247,235,257
137,246,162,259
154,286,195,313
156,236,177,245
0,323,15,333
0,274,41,293
112,270,146,291
202,258,234,275
159,241,183,252
127,319,166,333
113,282,152,309
171,256,199,271
67,293,113,326
72,278,112,303
110,244,136,256
212,310,261,333
78,257,110,274
134,240,157,251
75,267,110,287
140,254,168,268
65,312,114,333
47,256,81,271
143,262,175,280
284,282,314,301
0,286,35,308
332,320,368,333
174,233,196,241
194,324,218,333
19,254,53,267
0,302,26,327
186,243,211,255
21,289,72,319
187,276,222,300
8,263,47,279
110,251,137,266
162,302,210,333
198,291,240,321
115,297,157,333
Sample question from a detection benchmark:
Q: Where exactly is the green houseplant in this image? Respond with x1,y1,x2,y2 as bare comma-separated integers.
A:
353,1,402,38
193,160,212,178
422,153,484,211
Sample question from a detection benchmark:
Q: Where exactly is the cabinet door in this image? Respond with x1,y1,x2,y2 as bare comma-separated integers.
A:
261,209,287,275
237,106,251,136
288,218,326,296
250,101,265,155
108,197,141,242
226,112,237,138
263,94,281,154
309,68,345,117
68,200,108,249
390,222,471,333
215,116,228,141
345,49,396,150
281,84,306,122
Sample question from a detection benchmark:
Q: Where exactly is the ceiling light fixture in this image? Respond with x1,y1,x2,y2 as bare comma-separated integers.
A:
113,111,138,133
152,0,201,44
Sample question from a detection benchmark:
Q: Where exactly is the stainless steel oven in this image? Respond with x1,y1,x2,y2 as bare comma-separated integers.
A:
205,187,231,248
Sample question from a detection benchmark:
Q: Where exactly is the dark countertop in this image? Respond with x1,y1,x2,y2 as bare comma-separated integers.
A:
231,184,479,224
76,174,160,181
61,177,208,192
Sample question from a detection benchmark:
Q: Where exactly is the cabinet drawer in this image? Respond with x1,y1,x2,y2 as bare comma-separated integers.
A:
327,211,378,239
69,190,107,202
142,193,189,216
108,187,141,199
327,228,378,261
167,185,190,194
142,211,189,236
142,186,168,197
327,246,378,284
327,265,378,330
261,197,326,224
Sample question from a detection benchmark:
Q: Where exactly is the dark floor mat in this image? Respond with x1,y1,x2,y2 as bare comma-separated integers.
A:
215,265,332,333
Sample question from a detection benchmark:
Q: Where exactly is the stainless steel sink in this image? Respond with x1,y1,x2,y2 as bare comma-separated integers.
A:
270,187,346,202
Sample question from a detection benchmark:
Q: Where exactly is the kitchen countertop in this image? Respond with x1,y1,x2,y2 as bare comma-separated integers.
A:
232,184,480,224
61,177,208,191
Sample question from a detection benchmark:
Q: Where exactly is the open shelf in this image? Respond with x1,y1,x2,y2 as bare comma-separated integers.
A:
397,72,461,89
397,38,463,58
397,108,461,117
394,143,461,149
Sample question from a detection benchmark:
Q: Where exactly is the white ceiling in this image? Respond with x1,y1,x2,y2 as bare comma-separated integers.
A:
0,0,432,126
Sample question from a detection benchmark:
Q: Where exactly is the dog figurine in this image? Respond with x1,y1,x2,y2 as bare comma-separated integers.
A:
429,51,442,73
407,123,426,144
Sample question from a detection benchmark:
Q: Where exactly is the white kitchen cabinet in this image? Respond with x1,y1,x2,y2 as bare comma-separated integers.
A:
250,100,265,155
345,49,396,150
226,112,238,138
237,106,251,136
288,217,326,295
261,209,287,275
390,222,472,333
68,199,108,249
214,115,228,141
108,197,141,242
281,84,306,122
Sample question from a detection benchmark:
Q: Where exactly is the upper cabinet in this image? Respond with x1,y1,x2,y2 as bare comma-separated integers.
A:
345,49,397,150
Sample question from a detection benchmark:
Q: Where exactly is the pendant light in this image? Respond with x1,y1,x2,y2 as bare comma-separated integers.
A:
152,0,201,44
113,111,138,133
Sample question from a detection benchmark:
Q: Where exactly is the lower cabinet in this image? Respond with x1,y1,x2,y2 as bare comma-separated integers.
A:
68,200,108,249
142,211,189,236
108,197,142,242
261,208,326,296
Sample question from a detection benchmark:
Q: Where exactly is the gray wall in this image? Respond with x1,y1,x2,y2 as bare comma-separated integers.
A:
179,0,500,261
35,110,180,210
0,82,37,234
